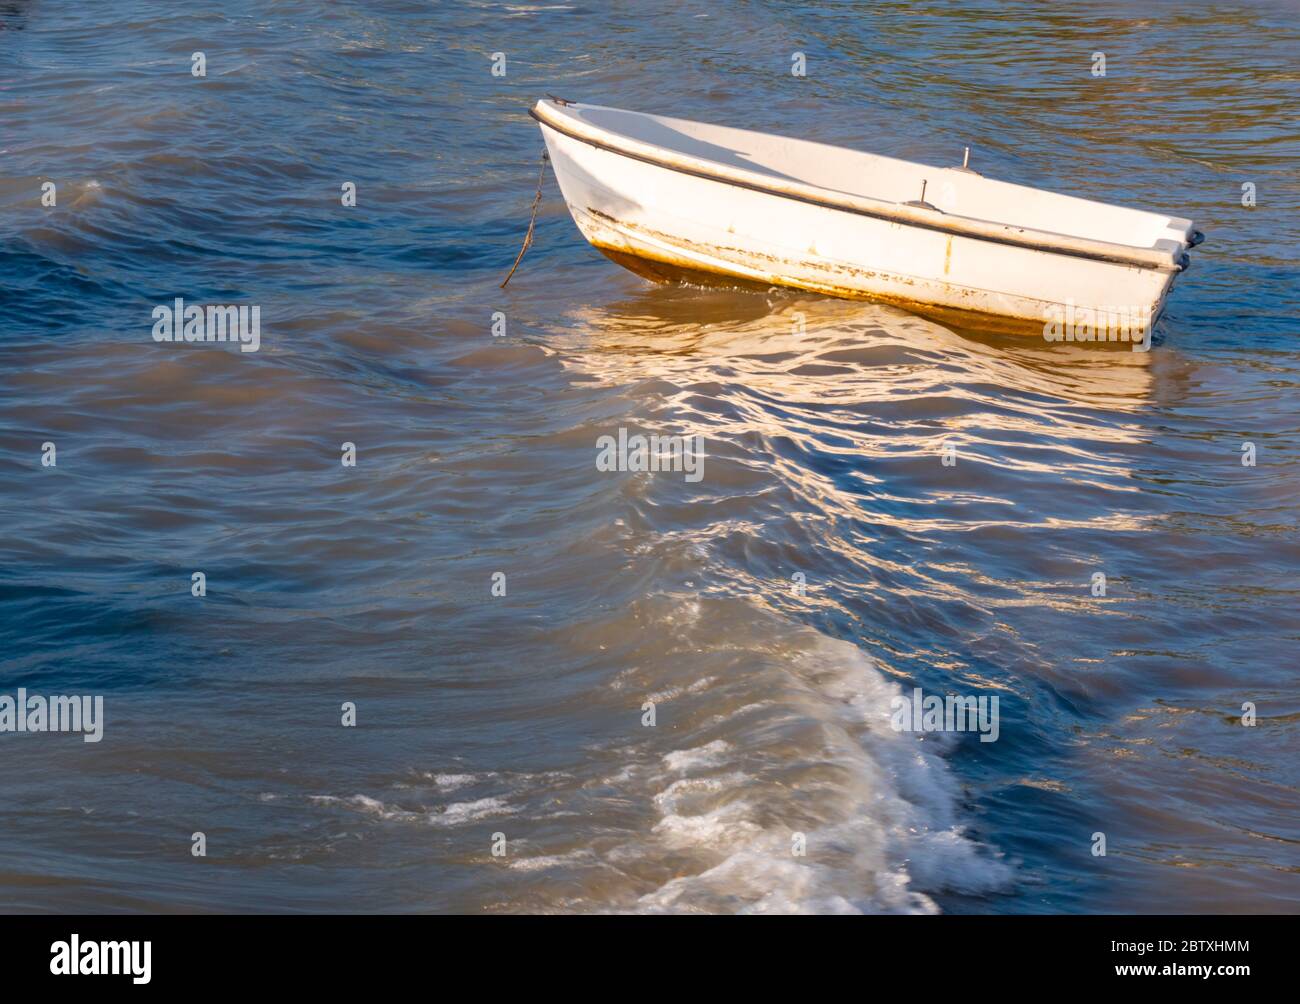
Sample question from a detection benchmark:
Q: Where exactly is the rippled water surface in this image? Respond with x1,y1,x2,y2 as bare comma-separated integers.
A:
2,1,1298,913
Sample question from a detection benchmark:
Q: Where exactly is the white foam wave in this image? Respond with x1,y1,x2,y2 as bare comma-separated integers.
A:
636,633,1013,913
309,793,511,826
430,797,511,825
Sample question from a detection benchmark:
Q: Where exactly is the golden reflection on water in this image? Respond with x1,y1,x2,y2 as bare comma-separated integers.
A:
553,287,1161,535
557,285,1156,413
540,283,1168,643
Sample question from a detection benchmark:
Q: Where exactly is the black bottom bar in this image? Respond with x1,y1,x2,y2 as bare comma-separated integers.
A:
0,914,1280,988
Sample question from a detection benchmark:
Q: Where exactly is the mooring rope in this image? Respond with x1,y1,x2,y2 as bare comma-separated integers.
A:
500,150,549,288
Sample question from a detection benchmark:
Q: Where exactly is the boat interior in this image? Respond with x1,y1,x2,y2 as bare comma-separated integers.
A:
550,102,1194,254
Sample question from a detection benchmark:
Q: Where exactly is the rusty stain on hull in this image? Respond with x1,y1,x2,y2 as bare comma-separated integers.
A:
583,208,1062,337
596,245,785,293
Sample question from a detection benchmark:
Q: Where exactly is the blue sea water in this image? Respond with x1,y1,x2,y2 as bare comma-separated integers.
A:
0,0,1297,912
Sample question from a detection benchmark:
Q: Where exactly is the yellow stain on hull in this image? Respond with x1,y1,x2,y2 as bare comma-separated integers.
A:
591,240,1054,338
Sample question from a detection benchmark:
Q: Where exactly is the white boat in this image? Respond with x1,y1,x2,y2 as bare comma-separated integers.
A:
531,98,1203,339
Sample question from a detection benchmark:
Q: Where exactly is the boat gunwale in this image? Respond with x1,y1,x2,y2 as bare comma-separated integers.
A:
531,100,1189,273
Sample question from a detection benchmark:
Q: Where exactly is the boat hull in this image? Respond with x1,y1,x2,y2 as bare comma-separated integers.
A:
537,117,1180,341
